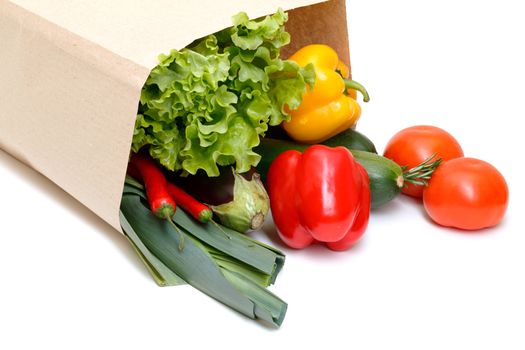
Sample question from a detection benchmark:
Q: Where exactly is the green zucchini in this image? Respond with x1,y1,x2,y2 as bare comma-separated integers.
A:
265,126,377,153
255,138,404,208
322,128,377,153
350,150,404,208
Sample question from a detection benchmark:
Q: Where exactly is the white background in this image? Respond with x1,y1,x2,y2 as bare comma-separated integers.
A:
1,1,524,349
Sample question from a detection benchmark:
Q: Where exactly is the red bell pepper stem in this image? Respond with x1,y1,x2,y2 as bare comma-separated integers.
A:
167,182,213,223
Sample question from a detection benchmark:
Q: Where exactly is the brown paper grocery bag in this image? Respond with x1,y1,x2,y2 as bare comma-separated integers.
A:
0,0,350,232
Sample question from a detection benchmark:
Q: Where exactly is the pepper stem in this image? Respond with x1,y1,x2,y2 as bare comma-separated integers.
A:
198,208,213,223
343,78,370,102
167,217,185,251
402,153,442,187
211,220,232,240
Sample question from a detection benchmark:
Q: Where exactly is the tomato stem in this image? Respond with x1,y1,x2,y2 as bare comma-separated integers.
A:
402,153,442,187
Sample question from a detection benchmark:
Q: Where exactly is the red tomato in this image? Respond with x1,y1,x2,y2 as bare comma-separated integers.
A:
383,125,464,198
423,157,509,230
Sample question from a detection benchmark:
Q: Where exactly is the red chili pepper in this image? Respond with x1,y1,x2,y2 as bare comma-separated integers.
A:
129,152,176,220
166,182,213,223
267,145,371,251
126,162,141,181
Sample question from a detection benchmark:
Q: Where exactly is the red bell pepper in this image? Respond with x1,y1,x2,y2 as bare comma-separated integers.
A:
267,145,371,251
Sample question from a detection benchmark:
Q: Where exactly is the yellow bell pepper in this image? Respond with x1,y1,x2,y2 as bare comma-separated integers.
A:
283,44,369,144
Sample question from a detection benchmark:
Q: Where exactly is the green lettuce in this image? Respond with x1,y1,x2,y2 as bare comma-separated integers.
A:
132,9,315,176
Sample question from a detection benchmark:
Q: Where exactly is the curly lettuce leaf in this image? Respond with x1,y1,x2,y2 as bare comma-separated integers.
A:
133,9,314,176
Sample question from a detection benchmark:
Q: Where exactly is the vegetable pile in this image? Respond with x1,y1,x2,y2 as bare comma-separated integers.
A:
122,9,311,328
120,8,509,329
121,176,286,326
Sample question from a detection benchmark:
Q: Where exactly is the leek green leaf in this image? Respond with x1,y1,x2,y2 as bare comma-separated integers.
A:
121,211,186,286
172,206,284,284
120,191,287,327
